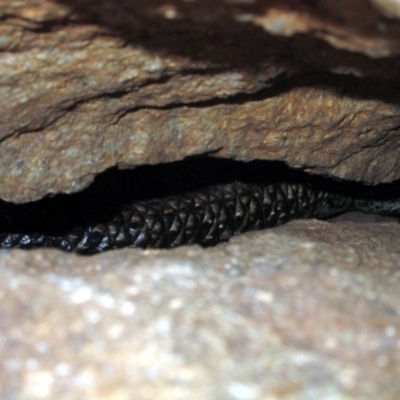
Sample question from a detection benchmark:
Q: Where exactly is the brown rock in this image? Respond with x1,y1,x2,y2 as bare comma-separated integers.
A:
1,221,400,399
1,0,400,201
1,3,400,398
58,0,400,57
371,0,400,20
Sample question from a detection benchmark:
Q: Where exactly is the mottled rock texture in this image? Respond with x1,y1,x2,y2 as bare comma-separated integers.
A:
1,222,400,399
2,1,400,399
1,0,400,201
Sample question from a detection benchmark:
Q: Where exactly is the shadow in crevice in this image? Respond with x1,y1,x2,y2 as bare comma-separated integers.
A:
1,157,400,238
125,71,400,110
41,0,400,105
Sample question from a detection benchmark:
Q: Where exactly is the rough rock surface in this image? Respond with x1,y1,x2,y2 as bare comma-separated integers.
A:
1,0,400,201
1,220,400,399
2,2,400,399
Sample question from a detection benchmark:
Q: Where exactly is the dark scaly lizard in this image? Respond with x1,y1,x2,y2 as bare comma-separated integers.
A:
0,177,398,255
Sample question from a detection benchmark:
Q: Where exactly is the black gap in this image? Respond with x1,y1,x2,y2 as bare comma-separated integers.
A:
1,158,400,238
54,0,400,88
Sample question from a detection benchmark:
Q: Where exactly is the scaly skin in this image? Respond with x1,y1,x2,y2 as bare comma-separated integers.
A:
0,180,359,254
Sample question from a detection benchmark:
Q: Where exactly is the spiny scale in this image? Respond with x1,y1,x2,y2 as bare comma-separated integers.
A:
0,180,361,255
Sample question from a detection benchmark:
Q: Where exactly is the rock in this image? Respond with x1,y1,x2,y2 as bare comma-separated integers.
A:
1,2,400,399
1,221,400,399
1,0,400,201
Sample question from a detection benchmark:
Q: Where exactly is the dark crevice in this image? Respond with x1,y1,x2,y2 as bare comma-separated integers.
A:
0,157,399,241
2,49,399,143
5,69,399,146
52,0,400,82
0,13,79,33
83,71,400,128
24,18,88,34
112,71,400,126
157,72,400,107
